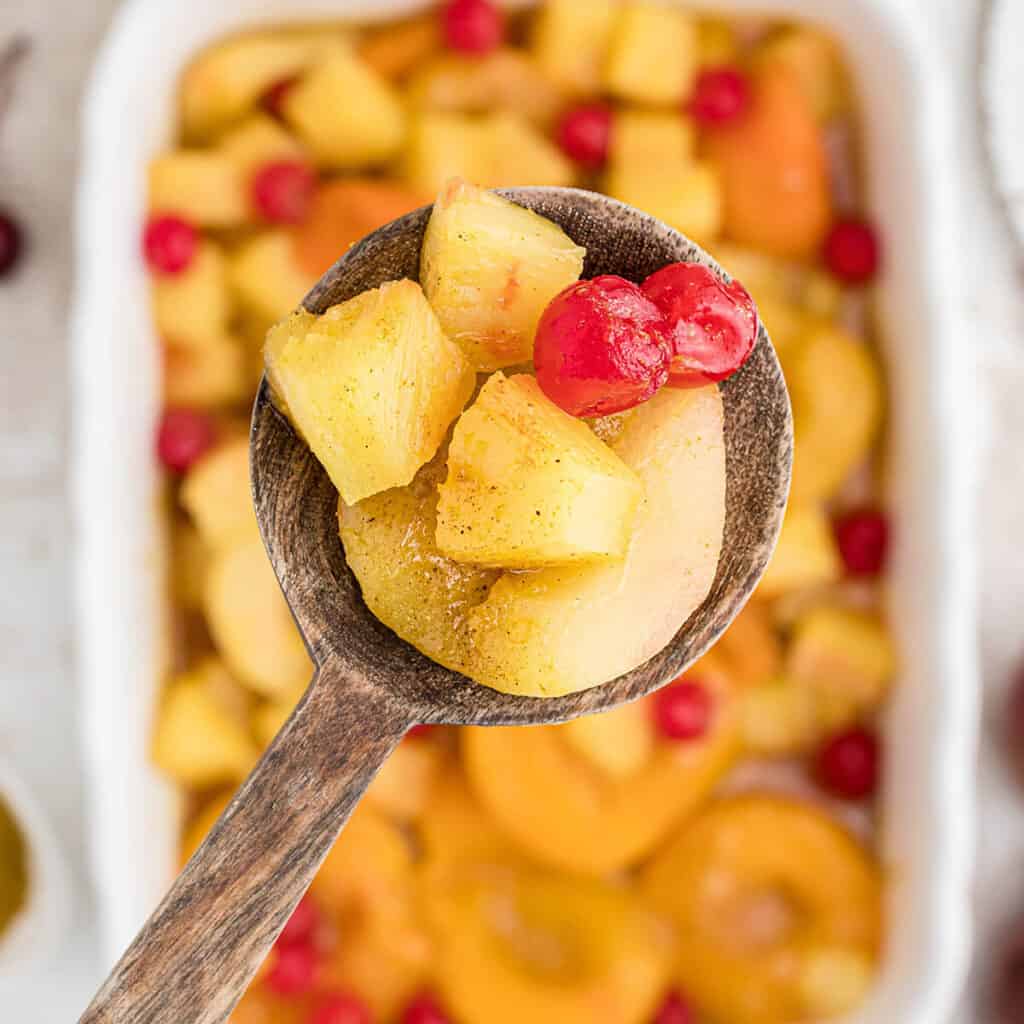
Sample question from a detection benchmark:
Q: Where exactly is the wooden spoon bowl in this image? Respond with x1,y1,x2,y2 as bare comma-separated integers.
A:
80,187,791,1024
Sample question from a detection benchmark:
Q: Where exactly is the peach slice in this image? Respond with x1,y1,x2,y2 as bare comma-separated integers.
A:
642,795,882,1024
461,669,740,875
704,67,832,259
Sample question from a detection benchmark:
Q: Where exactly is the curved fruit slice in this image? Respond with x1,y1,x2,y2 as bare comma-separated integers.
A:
704,67,832,259
437,374,642,568
461,668,739,875
421,179,585,371
203,535,311,697
466,385,725,696
786,323,883,502
266,279,475,504
429,867,672,1024
292,179,428,279
641,795,882,1024
339,448,500,676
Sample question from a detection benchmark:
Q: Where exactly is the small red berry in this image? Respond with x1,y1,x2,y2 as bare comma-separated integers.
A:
834,509,889,577
642,262,758,387
822,218,880,284
308,992,374,1024
689,67,751,124
261,76,299,119
252,161,317,224
652,991,696,1024
264,943,319,997
556,104,614,170
407,725,435,740
441,0,505,55
277,895,321,949
156,408,216,474
143,215,198,275
652,679,713,742
814,727,879,800
0,211,24,278
534,275,671,417
400,992,450,1024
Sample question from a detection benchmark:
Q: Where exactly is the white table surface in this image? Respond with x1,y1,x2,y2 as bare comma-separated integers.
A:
0,0,1018,1019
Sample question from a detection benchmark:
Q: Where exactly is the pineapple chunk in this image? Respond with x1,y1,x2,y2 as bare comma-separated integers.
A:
179,30,349,141
219,113,307,177
559,701,656,779
740,676,817,755
787,325,883,502
757,504,841,599
608,160,722,245
404,112,492,196
698,18,740,65
787,606,896,729
152,240,231,347
163,334,249,409
282,49,406,169
172,522,207,611
436,374,642,568
467,386,725,697
149,151,247,227
532,0,619,96
479,111,576,188
203,536,312,697
228,231,317,327
604,4,699,106
339,449,500,676
181,436,258,548
421,180,585,371
610,110,696,166
152,665,257,785
406,50,565,125
266,280,475,504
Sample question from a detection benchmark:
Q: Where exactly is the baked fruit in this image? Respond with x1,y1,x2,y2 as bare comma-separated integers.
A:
436,373,643,568
265,279,475,504
421,180,585,370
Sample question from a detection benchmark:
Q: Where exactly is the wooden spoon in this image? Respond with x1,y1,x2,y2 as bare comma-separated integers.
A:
80,188,792,1024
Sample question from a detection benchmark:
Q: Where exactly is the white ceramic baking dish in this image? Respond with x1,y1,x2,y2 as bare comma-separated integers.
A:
71,1,977,1020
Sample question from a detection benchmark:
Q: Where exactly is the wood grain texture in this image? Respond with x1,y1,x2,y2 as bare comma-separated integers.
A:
79,187,792,1024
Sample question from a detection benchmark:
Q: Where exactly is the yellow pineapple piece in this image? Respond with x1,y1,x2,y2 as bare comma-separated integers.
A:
608,160,722,244
436,374,642,568
478,112,576,187
266,280,475,504
218,113,307,178
604,4,699,106
406,49,565,125
787,606,896,730
755,27,849,121
365,738,445,823
179,30,349,141
698,18,740,65
152,665,257,785
203,535,312,697
532,0,619,96
180,436,258,548
467,386,725,697
403,112,492,196
339,449,500,676
163,334,249,409
421,180,585,371
228,231,317,327
786,325,883,502
149,151,247,227
740,676,818,755
172,522,207,611
152,241,231,347
757,503,841,599
611,110,696,166
559,701,656,779
282,48,406,169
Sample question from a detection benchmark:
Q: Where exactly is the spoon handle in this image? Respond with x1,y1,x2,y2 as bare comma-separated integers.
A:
79,653,411,1024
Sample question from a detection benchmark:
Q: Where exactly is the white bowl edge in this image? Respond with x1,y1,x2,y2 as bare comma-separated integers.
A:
70,1,979,1021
